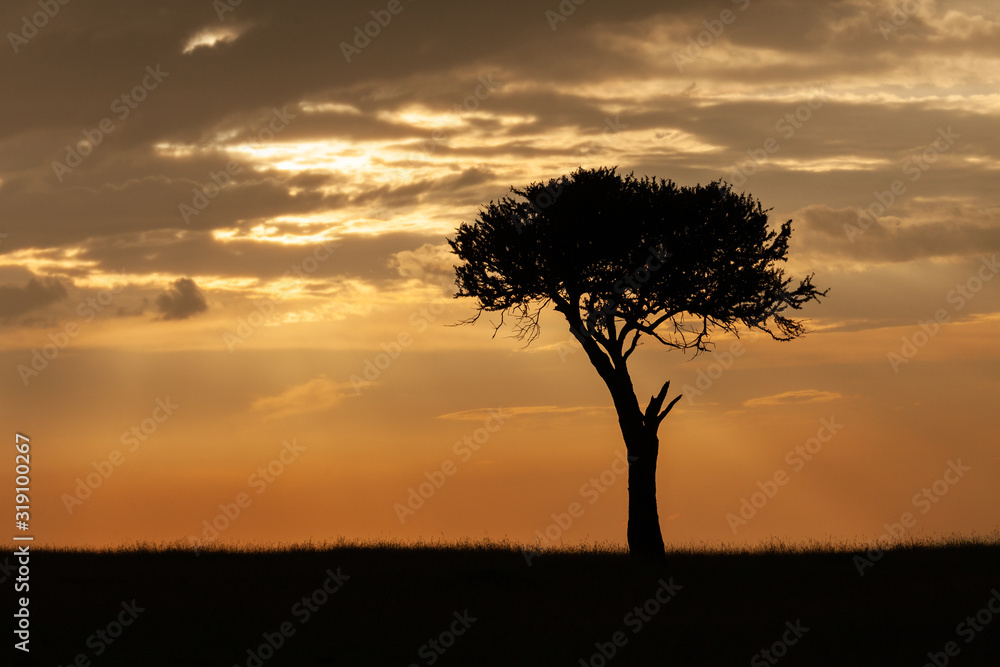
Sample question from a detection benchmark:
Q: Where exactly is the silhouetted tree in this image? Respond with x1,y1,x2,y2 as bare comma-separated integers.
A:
448,166,826,560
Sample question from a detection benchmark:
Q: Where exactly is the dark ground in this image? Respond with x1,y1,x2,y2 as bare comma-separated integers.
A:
7,539,1000,666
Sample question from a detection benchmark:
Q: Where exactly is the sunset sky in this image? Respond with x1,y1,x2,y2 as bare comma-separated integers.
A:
2,0,998,550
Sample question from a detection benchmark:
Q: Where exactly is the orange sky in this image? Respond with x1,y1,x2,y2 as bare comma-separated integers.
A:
1,0,998,550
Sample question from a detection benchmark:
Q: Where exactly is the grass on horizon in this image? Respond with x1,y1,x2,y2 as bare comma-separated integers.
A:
17,530,1000,665
23,528,1000,555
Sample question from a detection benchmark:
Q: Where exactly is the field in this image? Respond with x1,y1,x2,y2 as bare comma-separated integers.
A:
11,536,1000,666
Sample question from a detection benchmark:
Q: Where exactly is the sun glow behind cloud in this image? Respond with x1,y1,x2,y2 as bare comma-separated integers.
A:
182,24,251,54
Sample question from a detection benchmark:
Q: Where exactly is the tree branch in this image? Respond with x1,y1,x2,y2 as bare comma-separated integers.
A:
644,380,671,427
643,380,684,432
657,394,683,428
622,328,641,361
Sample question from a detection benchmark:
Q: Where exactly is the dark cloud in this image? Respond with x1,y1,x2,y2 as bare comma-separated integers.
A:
789,256,1000,333
155,277,208,320
78,230,444,282
797,204,1000,263
0,0,996,333
0,276,68,321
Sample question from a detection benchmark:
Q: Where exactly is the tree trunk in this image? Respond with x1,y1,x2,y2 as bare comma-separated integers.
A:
626,437,666,561
564,321,668,561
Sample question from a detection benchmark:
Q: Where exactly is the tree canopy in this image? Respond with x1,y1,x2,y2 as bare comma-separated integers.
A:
449,166,825,357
